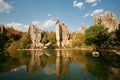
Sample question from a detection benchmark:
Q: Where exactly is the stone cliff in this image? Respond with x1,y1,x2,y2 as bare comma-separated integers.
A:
28,25,43,48
55,18,70,47
93,11,119,33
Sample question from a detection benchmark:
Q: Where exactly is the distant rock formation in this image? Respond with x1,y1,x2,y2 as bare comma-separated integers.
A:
0,24,5,34
80,24,86,34
93,11,119,33
0,25,5,40
55,18,70,47
28,25,43,48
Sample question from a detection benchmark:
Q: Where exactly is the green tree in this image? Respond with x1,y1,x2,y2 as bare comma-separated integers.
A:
72,34,84,47
85,24,109,48
47,31,56,44
41,31,56,44
19,33,30,48
41,33,48,43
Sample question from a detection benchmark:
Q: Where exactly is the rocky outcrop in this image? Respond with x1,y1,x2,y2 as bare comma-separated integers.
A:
80,24,86,34
0,24,5,34
28,25,43,48
0,25,5,40
93,11,119,33
55,18,70,47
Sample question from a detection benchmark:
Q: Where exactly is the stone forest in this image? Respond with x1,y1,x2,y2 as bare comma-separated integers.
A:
0,11,120,51
0,11,120,80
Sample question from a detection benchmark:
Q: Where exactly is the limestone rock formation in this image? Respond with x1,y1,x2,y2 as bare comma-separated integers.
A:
0,25,5,40
28,25,43,48
93,11,119,33
0,24,5,34
56,18,62,47
55,18,70,47
80,24,86,34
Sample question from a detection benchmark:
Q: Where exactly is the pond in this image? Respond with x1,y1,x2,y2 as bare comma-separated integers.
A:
0,50,120,80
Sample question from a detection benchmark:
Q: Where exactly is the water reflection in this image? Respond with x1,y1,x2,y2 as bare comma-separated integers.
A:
56,50,72,80
27,50,43,75
0,50,120,80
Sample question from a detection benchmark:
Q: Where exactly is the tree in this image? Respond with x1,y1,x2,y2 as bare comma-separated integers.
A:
72,34,84,47
47,31,56,44
85,24,109,48
19,33,30,48
41,31,56,44
115,26,120,44
41,31,48,43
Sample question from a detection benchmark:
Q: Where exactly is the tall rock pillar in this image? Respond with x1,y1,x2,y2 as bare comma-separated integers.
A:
55,18,62,47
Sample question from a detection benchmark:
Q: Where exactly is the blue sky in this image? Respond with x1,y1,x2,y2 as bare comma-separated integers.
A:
0,0,120,31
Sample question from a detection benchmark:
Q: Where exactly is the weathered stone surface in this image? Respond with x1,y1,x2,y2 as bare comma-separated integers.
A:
28,25,43,48
80,24,86,34
61,23,69,47
0,24,5,34
93,11,119,33
56,18,62,47
55,18,70,47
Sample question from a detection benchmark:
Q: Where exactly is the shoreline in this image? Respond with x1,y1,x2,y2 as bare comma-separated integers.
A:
17,48,120,55
17,48,93,51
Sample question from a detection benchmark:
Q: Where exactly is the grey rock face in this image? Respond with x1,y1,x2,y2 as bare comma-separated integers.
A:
55,18,70,47
0,24,5,34
93,11,119,33
28,25,43,48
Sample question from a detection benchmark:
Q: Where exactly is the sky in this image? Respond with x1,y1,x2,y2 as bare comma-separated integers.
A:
0,0,120,32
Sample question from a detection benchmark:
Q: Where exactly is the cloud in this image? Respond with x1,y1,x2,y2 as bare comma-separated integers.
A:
85,0,96,3
85,0,100,7
0,0,12,13
6,22,29,32
83,13,90,18
48,13,52,17
90,9,103,16
41,19,55,27
92,2,97,6
73,1,84,9
32,21,40,25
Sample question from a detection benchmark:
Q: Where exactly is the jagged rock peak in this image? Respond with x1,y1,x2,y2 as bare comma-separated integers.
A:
56,17,60,25
93,11,119,33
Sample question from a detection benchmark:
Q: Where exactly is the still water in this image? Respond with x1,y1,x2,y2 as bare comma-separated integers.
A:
0,50,120,80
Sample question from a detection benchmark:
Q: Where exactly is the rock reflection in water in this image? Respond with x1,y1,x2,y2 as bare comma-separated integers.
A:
56,50,61,80
0,50,120,80
56,50,73,80
26,50,44,75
